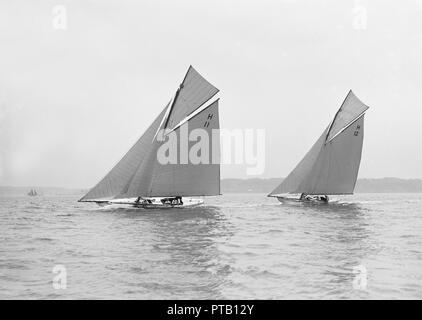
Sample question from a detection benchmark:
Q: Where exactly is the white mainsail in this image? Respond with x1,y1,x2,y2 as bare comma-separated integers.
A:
80,66,220,202
268,90,369,196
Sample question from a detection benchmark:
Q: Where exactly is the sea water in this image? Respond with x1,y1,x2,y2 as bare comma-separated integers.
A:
0,193,421,299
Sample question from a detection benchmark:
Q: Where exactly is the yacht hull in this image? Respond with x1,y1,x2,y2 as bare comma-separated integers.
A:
276,196,329,204
95,197,204,208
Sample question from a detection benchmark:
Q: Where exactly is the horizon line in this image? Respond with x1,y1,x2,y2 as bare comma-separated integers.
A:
1,176,422,190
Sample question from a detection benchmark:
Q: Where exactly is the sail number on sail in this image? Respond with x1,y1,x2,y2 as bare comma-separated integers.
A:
354,124,361,136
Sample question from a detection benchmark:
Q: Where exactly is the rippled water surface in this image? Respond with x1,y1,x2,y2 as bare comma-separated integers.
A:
1,193,421,299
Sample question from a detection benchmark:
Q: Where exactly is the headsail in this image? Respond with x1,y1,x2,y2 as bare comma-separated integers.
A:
269,91,369,197
80,66,219,202
79,105,168,201
268,128,328,196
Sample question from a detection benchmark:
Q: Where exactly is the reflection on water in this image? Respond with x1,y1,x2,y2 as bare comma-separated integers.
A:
0,193,421,299
104,205,234,299
300,203,372,297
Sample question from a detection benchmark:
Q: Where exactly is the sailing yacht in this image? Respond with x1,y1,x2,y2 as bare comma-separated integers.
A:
79,66,220,208
268,90,369,204
27,189,38,196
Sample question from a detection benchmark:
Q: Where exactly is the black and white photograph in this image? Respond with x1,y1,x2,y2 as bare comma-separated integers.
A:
0,0,421,305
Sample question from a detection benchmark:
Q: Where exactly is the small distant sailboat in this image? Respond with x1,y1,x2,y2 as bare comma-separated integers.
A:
268,90,369,204
79,66,220,208
27,189,38,196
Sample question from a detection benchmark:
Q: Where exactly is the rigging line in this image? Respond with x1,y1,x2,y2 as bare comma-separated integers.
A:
153,98,174,143
163,86,182,129
325,90,352,142
163,66,193,129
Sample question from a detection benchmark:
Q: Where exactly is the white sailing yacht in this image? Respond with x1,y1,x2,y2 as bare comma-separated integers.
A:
268,90,369,204
79,66,220,208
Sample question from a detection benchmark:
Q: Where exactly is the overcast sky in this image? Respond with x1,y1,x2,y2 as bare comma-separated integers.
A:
0,0,421,188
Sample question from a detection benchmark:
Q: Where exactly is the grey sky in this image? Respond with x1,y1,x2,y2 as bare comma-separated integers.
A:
0,0,421,188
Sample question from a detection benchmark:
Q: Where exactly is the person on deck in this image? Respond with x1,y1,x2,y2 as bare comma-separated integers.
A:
175,196,182,205
320,195,329,202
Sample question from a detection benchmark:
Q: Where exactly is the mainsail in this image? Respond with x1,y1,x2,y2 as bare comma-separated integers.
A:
80,66,219,202
120,100,220,198
268,90,369,196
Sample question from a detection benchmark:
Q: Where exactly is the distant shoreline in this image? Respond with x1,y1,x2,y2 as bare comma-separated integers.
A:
1,177,422,195
221,178,422,194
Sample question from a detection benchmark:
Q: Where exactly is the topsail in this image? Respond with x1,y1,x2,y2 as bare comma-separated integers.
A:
80,66,220,202
268,90,369,196
164,66,219,130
